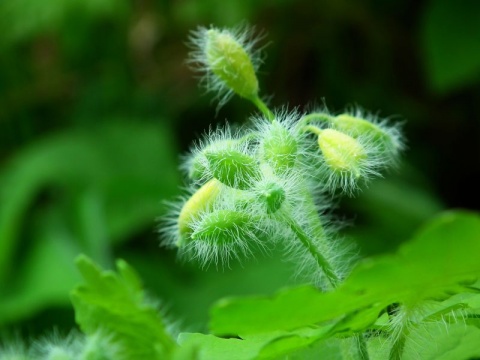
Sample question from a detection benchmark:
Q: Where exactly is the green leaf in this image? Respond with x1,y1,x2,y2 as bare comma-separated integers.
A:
0,121,179,287
421,0,480,93
403,323,480,360
71,255,176,359
210,211,480,336
0,0,128,46
178,333,275,360
0,206,80,323
178,326,331,360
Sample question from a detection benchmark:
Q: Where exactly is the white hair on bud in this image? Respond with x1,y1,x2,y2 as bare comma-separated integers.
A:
187,24,265,109
180,122,255,185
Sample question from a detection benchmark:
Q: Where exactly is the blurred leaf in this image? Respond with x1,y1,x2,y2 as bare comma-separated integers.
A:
421,0,480,93
174,0,256,26
209,211,480,336
71,255,176,359
0,0,128,46
0,206,80,323
0,120,179,296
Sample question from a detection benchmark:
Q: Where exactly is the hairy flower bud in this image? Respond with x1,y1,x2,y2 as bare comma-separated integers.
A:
333,114,394,152
205,149,261,190
186,208,264,266
189,26,261,108
177,179,222,246
188,139,236,182
262,121,298,172
317,129,367,178
204,28,259,100
331,112,404,169
191,210,254,243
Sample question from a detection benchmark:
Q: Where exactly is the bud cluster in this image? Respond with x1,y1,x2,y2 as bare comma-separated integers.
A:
161,25,404,286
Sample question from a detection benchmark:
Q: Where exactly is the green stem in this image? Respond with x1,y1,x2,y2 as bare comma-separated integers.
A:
303,124,322,136
388,304,408,360
286,216,340,288
300,112,334,126
300,191,370,360
356,334,370,360
250,95,275,121
389,330,407,360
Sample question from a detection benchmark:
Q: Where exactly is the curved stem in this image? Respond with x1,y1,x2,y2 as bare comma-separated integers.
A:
250,95,275,121
303,124,322,136
300,112,334,126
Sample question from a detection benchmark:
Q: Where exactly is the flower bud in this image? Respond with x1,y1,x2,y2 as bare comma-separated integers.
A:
333,114,400,156
177,179,222,246
191,210,254,244
258,182,286,214
262,121,298,172
204,28,259,100
317,129,367,178
205,149,261,190
188,139,236,182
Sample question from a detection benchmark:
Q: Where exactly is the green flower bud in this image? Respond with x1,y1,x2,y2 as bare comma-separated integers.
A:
205,149,261,190
333,114,398,155
177,179,222,246
262,121,298,172
317,129,367,178
191,210,257,247
205,28,259,100
188,139,236,181
259,182,286,214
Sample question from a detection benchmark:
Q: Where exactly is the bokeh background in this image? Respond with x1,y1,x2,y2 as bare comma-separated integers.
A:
1,0,479,342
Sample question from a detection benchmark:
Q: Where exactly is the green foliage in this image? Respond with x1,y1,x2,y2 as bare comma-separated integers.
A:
177,211,480,359
71,255,176,359
1,1,479,359
0,121,179,324
0,0,128,47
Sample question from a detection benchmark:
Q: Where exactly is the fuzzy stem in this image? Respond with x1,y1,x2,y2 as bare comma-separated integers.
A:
388,303,409,360
389,331,407,360
286,216,340,288
250,95,275,121
300,112,334,126
356,334,369,360
300,192,370,360
303,124,323,136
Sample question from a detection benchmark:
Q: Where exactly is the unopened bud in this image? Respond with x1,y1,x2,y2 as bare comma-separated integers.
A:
191,210,254,244
333,114,397,154
188,139,236,181
205,28,259,100
177,179,222,246
205,149,261,190
317,129,367,178
262,121,298,172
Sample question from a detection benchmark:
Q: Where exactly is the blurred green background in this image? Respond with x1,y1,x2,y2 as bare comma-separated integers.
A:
1,0,479,342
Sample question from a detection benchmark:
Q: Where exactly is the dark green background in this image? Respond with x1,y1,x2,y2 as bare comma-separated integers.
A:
0,0,479,342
